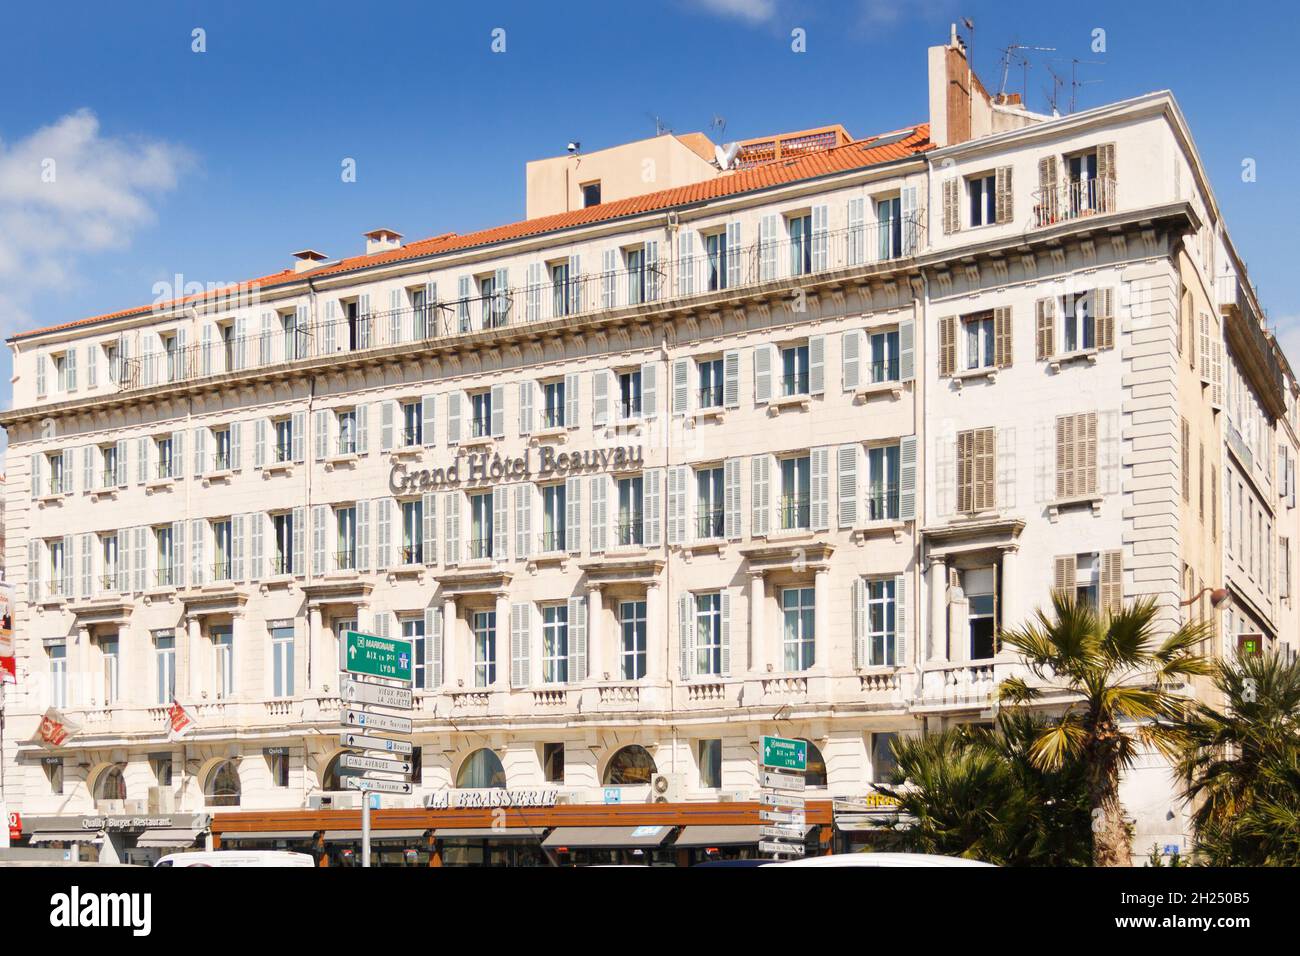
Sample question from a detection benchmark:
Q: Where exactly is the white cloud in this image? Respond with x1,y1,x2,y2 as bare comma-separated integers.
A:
0,109,193,336
693,0,777,23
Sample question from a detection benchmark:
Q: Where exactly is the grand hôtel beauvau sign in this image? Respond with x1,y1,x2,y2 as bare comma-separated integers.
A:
390,444,644,495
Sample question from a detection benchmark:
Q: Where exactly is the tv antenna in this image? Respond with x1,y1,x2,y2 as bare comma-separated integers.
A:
709,114,727,140
999,42,1057,103
648,113,672,136
1047,56,1106,113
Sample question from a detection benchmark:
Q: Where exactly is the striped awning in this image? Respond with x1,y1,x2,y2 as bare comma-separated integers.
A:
29,830,103,844
542,825,673,849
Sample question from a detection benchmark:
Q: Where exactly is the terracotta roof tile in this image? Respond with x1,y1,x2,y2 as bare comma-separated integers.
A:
13,124,930,342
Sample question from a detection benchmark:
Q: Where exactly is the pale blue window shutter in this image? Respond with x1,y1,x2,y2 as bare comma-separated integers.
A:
355,404,368,455
568,254,582,313
116,532,130,593
666,466,686,546
82,446,94,492
601,249,616,309
201,325,213,376
494,267,509,324
852,577,867,667
754,344,773,403
678,593,693,679
422,492,437,565
811,203,829,272
292,506,305,576
751,454,770,536
809,335,826,395
324,300,337,354
36,354,47,396
724,458,742,540
567,595,587,683
847,196,865,266
720,590,732,675
724,350,740,408
30,453,41,499
678,229,696,296
312,505,326,577
811,446,830,531
173,520,186,588
899,318,916,382
421,394,437,447
64,347,77,391
87,345,98,388
518,381,534,435
427,605,443,688
491,384,505,437
493,486,509,560
901,186,919,254
442,493,460,565
193,428,207,477
894,573,908,664
641,362,658,418
510,602,531,688
456,276,470,330
423,282,437,338
254,419,267,468
292,411,305,463
250,512,263,580
389,289,402,345
644,241,660,300
760,214,778,280
565,476,583,555
232,515,245,582
61,534,73,597
79,533,91,599
356,499,371,572
593,370,609,428
837,445,858,528
447,392,461,444
313,411,328,461
645,468,663,548
526,262,541,322
726,222,742,288
376,498,391,572
899,436,918,521
230,421,242,470
589,476,607,554
173,431,185,480
358,294,372,348
194,519,208,586
115,440,128,487
234,317,247,370
671,359,689,416
566,372,581,429
259,312,273,365
842,330,862,391
513,484,531,560
380,401,395,452
134,526,146,592
137,437,149,485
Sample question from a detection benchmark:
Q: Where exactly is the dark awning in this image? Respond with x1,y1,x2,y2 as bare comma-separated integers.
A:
135,827,205,848
29,830,102,844
542,825,673,849
323,829,429,842
673,825,762,847
219,830,316,842
434,827,547,840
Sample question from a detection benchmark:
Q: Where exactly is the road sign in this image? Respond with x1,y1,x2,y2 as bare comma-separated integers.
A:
338,753,413,775
341,708,413,735
340,630,413,683
344,776,413,795
339,766,411,784
760,808,806,826
759,840,806,857
342,677,413,710
759,791,806,809
760,770,806,791
339,732,413,755
761,824,805,841
761,735,807,772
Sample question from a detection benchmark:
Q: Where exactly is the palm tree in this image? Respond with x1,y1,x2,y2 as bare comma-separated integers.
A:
1174,651,1300,865
998,594,1211,867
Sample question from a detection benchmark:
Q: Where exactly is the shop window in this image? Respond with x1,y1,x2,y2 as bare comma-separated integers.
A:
457,748,506,789
603,744,657,786
543,743,565,784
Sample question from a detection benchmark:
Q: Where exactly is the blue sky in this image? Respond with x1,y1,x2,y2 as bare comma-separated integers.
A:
1,0,1297,456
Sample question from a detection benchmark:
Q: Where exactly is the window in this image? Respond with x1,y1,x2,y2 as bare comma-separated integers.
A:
782,587,816,671
273,418,293,463
267,749,290,788
620,600,647,680
212,625,234,699
155,526,174,587
205,761,241,808
271,512,294,574
706,231,729,291
867,445,900,521
542,380,566,429
400,499,423,564
542,605,569,684
336,506,357,570
102,637,120,705
581,181,601,207
788,213,813,276
156,435,174,479
866,578,897,666
403,618,427,690
271,626,294,697
473,611,496,688
877,196,902,259
696,466,725,539
698,357,724,408
968,173,997,227
46,451,65,496
616,476,644,545
220,323,235,370
401,401,422,446
963,311,995,370
154,632,176,704
104,343,120,384
458,749,507,789
95,765,127,803
100,534,119,591
780,455,811,530
337,410,357,455
54,352,69,391
50,642,67,708
469,491,493,559
957,428,996,514
1056,412,1099,500
542,483,567,552
625,246,646,305
1073,554,1099,608
698,739,723,789
1062,291,1095,353
869,330,900,383
966,568,998,660
47,537,66,596
213,427,232,470
603,744,657,786
151,754,173,789
543,742,565,783
617,369,642,420
551,262,574,318
212,519,232,580
780,344,810,396
45,758,64,795
470,390,493,438
694,592,723,676
871,733,899,784
1067,149,1100,214
100,443,118,488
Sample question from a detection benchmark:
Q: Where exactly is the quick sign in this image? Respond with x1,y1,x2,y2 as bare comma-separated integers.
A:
340,631,413,683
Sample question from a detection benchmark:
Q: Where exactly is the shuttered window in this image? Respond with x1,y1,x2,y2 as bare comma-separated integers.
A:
1181,417,1191,502
1055,412,1098,500
957,427,996,514
1035,297,1056,360
938,316,956,377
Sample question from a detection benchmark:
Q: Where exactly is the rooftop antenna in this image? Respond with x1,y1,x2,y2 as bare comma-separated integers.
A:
1070,58,1106,113
999,41,1056,104
1044,65,1066,116
709,114,727,140
648,113,672,137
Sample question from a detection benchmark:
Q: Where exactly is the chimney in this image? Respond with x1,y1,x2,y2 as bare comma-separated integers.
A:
363,228,404,256
291,249,329,273
928,24,991,148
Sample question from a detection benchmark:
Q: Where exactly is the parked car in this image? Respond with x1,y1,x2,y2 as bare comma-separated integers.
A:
770,852,995,867
154,850,316,868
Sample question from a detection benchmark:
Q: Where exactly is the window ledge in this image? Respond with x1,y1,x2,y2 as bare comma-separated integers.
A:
950,368,997,388
1047,494,1103,521
36,493,67,506
145,476,176,491
458,434,497,449
1047,349,1098,372
201,469,233,485
768,527,815,542
325,568,361,579
854,519,906,542
853,380,906,400
768,394,811,414
142,587,178,605
607,544,649,558
322,454,358,471
389,446,423,461
688,406,727,424
258,574,296,594
385,564,427,583
530,425,568,441
89,488,119,501
37,595,68,610
681,537,726,557
261,462,294,476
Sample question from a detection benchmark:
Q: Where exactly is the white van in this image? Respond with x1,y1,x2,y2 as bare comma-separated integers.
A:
154,850,316,868
770,852,995,867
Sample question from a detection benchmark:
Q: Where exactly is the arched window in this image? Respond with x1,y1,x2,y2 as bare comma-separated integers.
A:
93,765,126,802
322,754,344,792
800,739,827,787
457,749,506,789
205,760,242,807
603,745,657,786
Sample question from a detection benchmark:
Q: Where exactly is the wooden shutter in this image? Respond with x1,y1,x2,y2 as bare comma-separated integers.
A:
1080,412,1098,496
1053,554,1076,600
491,383,505,438
899,436,918,521
641,362,658,418
995,166,1013,224
567,596,587,683
1096,143,1116,211
671,359,690,416
510,602,531,688
976,428,995,511
422,394,437,446
1100,549,1123,615
811,446,830,531
754,344,773,403
514,484,531,558
1035,298,1056,360
518,381,533,435
808,335,825,396
565,372,580,429
899,318,915,382
666,466,687,546
1038,155,1059,224
938,316,956,377
493,485,509,561
957,431,974,514
837,445,858,528
942,177,960,234
589,476,607,553
644,468,662,548
723,350,740,408
1056,415,1075,500
751,455,770,535
1095,288,1115,350
566,476,583,554
724,458,742,540
993,306,1013,368
423,492,438,565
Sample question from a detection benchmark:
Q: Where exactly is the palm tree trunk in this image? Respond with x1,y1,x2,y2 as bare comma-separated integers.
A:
1089,746,1132,867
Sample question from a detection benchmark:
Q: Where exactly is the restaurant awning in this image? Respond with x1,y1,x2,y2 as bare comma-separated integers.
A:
542,825,673,849
219,830,317,842
323,829,429,842
29,830,103,844
673,825,762,847
434,827,547,840
135,827,205,848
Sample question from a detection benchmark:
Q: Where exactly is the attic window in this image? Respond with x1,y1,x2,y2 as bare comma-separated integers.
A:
581,181,601,207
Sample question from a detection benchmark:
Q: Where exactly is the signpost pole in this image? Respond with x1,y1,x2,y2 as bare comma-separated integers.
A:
362,789,371,868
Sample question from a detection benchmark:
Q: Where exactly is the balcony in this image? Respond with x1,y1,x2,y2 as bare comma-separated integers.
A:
1032,177,1116,228
91,217,925,399
695,508,724,541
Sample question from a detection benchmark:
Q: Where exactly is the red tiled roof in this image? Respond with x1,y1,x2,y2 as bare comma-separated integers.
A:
14,124,931,341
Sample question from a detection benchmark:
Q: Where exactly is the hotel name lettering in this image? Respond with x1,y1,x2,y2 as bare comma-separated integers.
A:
391,445,644,495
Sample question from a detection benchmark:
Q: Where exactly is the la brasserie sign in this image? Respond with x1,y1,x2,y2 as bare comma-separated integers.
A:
391,445,643,495
423,788,560,809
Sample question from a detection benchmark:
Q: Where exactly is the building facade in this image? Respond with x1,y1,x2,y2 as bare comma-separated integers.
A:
2,31,1294,862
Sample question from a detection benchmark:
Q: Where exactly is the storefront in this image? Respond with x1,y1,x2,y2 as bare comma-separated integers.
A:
831,795,912,853
19,813,212,864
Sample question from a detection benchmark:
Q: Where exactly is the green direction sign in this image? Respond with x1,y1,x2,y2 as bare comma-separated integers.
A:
761,735,808,772
341,631,413,683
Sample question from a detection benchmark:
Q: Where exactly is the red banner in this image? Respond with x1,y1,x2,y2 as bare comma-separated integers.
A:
167,699,194,738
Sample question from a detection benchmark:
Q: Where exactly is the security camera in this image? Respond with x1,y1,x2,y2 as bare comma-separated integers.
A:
567,141,580,153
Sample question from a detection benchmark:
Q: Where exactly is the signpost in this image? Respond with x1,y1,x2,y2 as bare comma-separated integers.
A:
337,631,414,867
758,734,808,860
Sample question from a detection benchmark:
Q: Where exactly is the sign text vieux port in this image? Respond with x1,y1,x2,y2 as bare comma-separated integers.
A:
390,444,643,495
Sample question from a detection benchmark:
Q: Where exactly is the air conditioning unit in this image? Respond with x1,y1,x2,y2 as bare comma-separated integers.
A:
554,791,580,805
648,773,685,803
717,791,747,803
123,799,147,815
331,793,361,810
147,787,175,814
